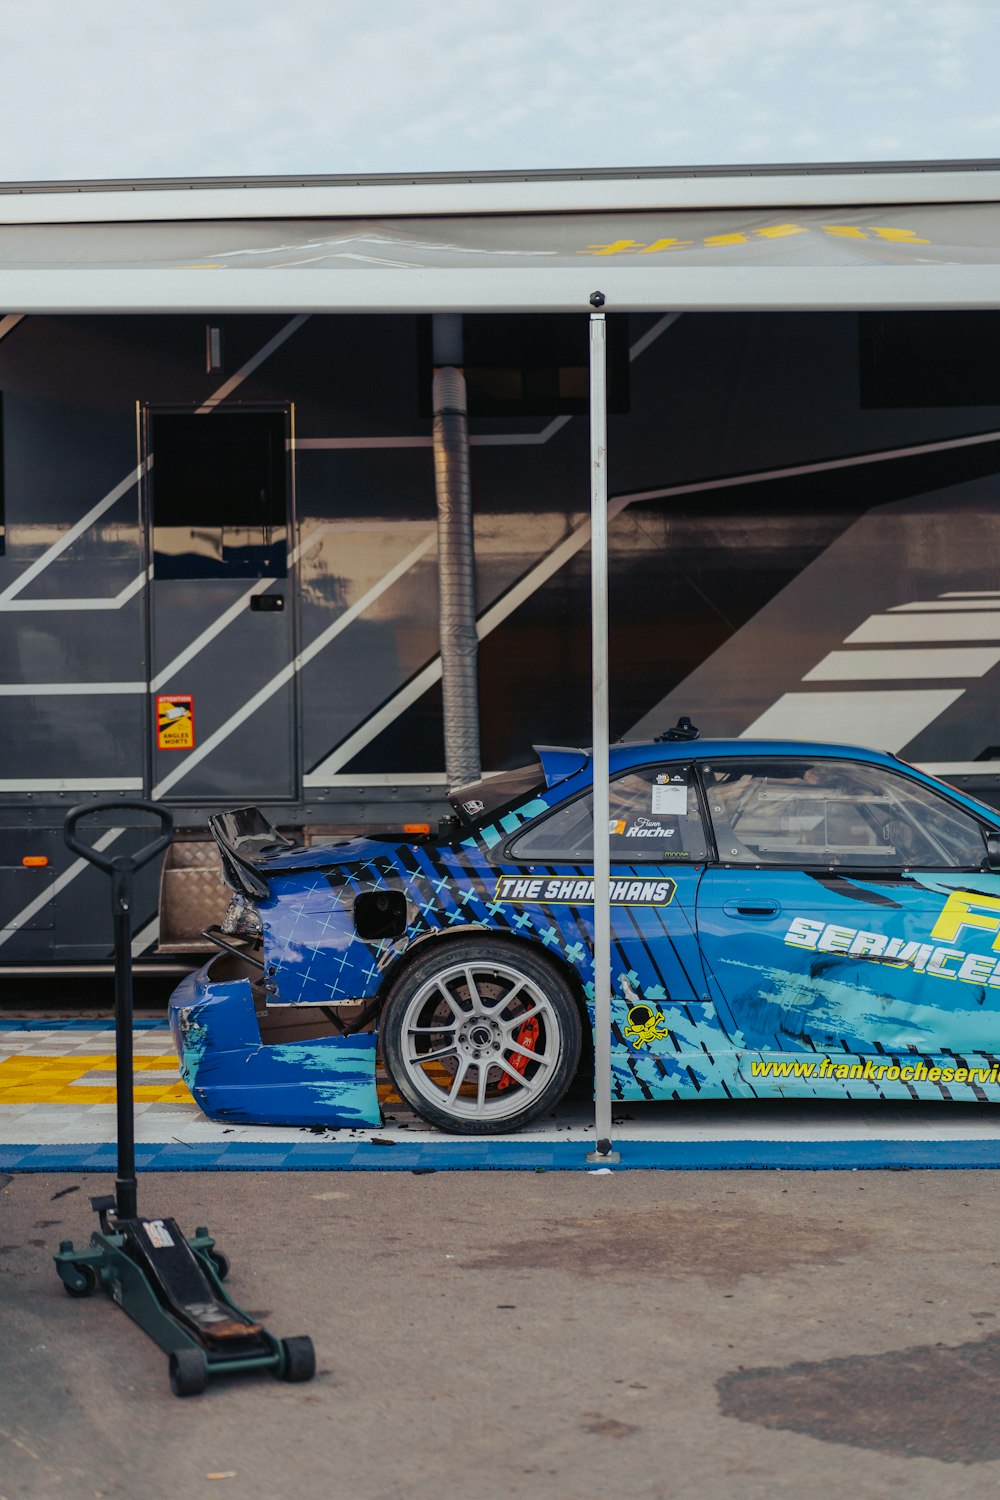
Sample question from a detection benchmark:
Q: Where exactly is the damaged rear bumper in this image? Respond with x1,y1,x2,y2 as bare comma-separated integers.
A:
168,955,382,1129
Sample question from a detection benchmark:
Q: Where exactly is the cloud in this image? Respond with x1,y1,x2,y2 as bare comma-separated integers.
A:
0,0,997,178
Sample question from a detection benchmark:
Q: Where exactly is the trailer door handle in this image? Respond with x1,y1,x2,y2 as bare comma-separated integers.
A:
723,899,781,919
250,594,284,612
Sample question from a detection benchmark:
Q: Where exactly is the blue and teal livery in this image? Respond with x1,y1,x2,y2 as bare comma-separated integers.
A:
169,737,1000,1133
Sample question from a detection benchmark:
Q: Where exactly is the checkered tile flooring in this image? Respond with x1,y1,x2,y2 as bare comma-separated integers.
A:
6,1020,1000,1171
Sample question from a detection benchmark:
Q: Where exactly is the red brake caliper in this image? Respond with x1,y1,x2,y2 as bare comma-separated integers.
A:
497,1016,541,1091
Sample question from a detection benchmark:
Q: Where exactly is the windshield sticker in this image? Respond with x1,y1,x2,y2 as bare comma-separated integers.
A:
462,799,486,817
494,875,676,906
651,784,686,815
621,817,677,840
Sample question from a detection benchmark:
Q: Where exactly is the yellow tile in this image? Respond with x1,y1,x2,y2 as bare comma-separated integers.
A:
141,1083,194,1103
51,1087,118,1103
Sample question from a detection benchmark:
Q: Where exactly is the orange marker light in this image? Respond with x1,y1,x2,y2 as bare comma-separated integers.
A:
403,824,431,835
22,856,49,867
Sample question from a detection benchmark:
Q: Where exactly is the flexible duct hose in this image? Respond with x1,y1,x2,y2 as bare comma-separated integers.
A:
433,364,481,789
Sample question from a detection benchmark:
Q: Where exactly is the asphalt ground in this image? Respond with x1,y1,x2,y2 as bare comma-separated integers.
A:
4,1167,1000,1499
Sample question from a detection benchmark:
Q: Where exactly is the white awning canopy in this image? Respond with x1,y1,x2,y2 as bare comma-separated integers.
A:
1,162,1000,313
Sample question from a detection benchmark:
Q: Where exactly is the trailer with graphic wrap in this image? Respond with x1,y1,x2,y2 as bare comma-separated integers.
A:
2,159,1000,967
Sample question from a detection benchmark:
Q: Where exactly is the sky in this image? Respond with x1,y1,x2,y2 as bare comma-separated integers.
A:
1,0,998,181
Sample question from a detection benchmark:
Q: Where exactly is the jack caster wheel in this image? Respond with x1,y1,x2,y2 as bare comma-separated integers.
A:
280,1335,316,1382
208,1249,230,1281
169,1348,208,1397
63,1263,98,1298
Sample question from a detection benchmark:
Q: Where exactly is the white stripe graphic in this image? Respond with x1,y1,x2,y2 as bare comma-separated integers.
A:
292,313,674,453
804,648,1000,681
846,613,1000,644
150,577,275,692
313,772,501,786
300,428,1000,785
304,496,632,783
151,533,436,798
747,583,1000,763
472,420,572,446
889,599,1000,612
0,779,143,791
291,532,435,673
296,425,576,450
147,518,416,691
297,436,433,449
741,690,964,751
1,319,307,612
164,487,630,794
917,762,1000,777
0,828,123,950
628,311,683,361
306,662,443,783
0,463,147,607
619,426,1000,506
0,568,153,614
195,313,309,413
319,772,450,786
130,917,160,957
300,422,998,509
0,682,147,695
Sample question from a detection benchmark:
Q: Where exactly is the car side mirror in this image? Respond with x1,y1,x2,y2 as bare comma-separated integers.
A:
987,834,1000,872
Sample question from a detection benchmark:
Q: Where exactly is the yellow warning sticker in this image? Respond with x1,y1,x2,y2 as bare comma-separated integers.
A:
156,693,194,750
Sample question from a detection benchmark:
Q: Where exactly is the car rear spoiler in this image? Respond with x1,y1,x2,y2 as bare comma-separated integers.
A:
207,807,297,900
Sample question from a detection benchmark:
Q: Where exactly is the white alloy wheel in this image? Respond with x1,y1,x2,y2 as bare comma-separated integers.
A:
380,941,582,1134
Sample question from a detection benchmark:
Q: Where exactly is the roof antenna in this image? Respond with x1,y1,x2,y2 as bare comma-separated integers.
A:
655,716,700,742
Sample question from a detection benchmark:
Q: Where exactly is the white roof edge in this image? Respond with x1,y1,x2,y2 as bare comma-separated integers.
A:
2,265,1000,315
2,165,1000,224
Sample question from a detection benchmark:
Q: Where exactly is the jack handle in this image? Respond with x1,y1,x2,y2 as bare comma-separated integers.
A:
64,798,174,874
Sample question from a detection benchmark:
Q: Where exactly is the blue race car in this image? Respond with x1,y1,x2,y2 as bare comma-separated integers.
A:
169,727,1000,1134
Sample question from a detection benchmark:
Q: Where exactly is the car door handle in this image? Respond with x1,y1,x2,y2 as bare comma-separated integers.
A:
723,899,781,919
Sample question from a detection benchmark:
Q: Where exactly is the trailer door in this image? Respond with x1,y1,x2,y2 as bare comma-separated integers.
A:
145,407,296,803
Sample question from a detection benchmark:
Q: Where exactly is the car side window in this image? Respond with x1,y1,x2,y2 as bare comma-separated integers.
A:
510,766,709,862
703,759,987,869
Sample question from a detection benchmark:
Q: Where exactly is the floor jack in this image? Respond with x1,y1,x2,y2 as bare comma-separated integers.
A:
54,799,316,1397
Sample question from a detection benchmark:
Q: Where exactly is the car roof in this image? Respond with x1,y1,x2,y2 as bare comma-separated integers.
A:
603,738,894,770
546,738,1000,827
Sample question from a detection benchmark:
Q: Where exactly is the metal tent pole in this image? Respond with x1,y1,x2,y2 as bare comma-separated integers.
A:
586,295,618,1164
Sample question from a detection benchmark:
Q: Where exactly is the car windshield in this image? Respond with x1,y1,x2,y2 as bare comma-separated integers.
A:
449,762,546,826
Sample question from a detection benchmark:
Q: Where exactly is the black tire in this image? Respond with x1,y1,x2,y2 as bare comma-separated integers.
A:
169,1348,208,1397
380,938,582,1135
63,1263,97,1298
280,1335,316,1382
208,1249,230,1282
